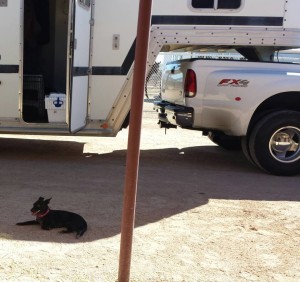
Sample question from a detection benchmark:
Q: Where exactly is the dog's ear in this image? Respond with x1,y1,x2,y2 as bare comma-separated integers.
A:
44,198,52,204
38,197,44,201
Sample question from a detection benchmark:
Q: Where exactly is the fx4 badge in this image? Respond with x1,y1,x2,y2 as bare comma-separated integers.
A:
218,79,250,87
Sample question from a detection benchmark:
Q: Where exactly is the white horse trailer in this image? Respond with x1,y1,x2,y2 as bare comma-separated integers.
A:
0,0,300,136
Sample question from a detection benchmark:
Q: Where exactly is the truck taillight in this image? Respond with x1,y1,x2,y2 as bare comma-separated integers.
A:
184,69,197,97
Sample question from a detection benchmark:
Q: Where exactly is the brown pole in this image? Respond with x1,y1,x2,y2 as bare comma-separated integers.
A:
118,0,153,282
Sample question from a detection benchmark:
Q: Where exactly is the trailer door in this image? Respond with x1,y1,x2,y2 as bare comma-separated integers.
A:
68,0,92,133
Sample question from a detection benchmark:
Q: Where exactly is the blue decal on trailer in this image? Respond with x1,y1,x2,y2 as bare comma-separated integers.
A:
53,97,64,108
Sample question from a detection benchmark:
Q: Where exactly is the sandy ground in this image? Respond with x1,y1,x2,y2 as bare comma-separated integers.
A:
0,102,299,282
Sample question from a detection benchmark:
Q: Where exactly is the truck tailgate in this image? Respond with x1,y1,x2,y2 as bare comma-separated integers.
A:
161,62,185,105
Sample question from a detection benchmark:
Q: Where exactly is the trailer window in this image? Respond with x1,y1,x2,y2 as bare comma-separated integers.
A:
191,0,241,9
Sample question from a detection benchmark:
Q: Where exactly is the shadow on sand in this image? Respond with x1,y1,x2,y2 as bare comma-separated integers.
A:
0,137,299,243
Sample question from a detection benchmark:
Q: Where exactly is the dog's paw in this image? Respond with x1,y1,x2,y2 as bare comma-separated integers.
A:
16,222,27,225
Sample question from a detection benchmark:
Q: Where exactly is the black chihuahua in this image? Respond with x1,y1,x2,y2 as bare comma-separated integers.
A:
16,197,87,238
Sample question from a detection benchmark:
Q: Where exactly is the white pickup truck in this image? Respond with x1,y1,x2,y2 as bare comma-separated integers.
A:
154,50,300,176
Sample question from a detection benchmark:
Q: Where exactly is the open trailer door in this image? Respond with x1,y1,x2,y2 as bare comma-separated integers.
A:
68,0,92,133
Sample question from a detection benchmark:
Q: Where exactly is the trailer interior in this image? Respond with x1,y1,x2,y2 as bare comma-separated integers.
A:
23,0,69,123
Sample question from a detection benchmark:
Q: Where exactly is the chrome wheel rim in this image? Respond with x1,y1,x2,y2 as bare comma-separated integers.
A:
269,126,300,163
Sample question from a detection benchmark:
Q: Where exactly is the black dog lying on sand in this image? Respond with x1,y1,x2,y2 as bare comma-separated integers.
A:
16,197,87,238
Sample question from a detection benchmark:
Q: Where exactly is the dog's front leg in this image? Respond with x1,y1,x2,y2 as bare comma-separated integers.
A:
16,220,39,226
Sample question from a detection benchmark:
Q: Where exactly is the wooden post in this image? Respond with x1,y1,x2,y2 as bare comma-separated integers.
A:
118,0,153,281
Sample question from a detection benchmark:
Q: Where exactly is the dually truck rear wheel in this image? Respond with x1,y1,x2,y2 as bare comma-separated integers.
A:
248,111,300,176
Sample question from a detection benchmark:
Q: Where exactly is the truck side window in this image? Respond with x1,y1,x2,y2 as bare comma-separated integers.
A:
191,0,241,9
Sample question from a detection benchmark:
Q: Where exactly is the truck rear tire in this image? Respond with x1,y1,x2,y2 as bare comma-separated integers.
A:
208,132,241,150
248,111,300,176
241,136,256,166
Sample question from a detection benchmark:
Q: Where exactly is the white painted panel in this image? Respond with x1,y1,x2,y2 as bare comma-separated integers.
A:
0,74,20,118
69,0,91,133
70,76,88,130
0,1,21,64
89,76,126,120
0,1,21,119
91,0,287,68
283,0,300,29
91,0,139,66
152,0,285,17
73,2,91,67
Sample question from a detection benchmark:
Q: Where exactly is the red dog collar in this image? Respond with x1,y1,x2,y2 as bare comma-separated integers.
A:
36,209,50,219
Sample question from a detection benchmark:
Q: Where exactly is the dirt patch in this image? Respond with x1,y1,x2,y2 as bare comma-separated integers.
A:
0,103,299,281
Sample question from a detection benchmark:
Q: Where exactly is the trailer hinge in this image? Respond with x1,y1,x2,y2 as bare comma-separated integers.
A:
87,68,92,75
89,19,95,26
